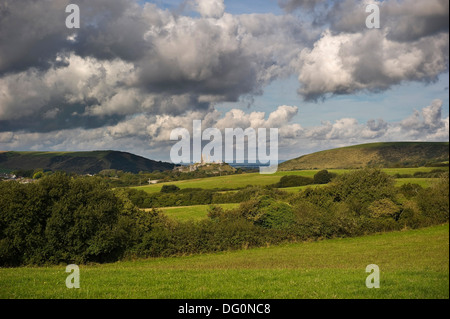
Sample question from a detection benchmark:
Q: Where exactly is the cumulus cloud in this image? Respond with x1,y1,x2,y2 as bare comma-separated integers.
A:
194,0,225,18
400,99,449,139
279,99,449,159
0,0,310,133
280,0,449,42
278,0,449,100
0,105,302,160
294,29,448,100
2,99,447,161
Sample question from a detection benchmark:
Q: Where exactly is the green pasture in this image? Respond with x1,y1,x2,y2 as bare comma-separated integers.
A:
132,167,446,193
150,203,240,222
1,224,447,299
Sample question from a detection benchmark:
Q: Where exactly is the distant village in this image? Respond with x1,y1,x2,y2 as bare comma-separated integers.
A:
0,172,94,183
0,173,35,184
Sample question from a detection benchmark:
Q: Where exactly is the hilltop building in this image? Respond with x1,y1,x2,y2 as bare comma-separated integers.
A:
173,154,234,174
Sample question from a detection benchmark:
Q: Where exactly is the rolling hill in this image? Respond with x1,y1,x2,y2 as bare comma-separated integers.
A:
0,150,176,174
279,142,449,170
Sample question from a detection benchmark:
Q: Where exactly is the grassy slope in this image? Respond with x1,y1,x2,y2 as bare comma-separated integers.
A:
279,142,449,170
1,224,448,299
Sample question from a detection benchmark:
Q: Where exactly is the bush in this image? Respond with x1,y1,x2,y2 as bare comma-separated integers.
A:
367,198,401,219
399,183,423,199
417,175,449,223
276,175,313,188
398,200,424,229
330,168,397,215
256,200,295,230
313,170,335,184
160,185,180,193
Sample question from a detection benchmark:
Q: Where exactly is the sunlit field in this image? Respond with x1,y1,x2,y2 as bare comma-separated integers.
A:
1,224,447,299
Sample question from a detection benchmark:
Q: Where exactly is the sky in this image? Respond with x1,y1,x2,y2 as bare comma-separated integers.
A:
0,0,448,162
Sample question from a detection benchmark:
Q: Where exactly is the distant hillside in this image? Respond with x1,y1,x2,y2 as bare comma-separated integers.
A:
279,142,449,170
0,150,176,174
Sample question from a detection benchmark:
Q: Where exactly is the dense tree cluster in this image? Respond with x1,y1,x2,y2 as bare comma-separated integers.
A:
0,169,448,266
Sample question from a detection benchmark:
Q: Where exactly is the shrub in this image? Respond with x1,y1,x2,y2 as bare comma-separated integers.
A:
276,175,313,188
313,170,335,184
417,174,449,223
398,200,424,229
367,198,401,220
330,168,397,215
256,200,295,230
399,183,423,199
160,184,180,193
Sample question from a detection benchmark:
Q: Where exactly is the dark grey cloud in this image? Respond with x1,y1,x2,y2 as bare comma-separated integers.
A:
321,0,449,42
0,0,72,75
278,0,326,12
278,0,449,43
0,1,310,133
73,0,153,61
0,0,153,75
383,0,449,42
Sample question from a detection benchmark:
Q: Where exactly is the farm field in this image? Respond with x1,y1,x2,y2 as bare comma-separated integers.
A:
132,167,447,193
1,224,448,299
149,203,240,222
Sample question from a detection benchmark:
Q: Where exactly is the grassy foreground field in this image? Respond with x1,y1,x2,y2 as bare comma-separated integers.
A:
1,224,448,299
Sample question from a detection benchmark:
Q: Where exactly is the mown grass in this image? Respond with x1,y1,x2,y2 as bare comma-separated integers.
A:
133,167,445,193
1,224,448,299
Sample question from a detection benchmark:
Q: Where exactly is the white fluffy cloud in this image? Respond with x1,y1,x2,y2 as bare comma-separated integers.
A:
1,99,447,161
194,0,225,18
295,30,449,100
278,99,449,159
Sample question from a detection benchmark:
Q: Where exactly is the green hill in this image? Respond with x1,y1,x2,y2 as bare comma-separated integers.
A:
279,142,449,170
0,150,175,174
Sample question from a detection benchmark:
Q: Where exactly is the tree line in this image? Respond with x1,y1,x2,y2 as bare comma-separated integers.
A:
0,169,448,266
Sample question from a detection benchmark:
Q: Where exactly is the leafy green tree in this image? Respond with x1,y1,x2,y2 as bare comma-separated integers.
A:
257,200,295,230
330,168,397,215
276,175,313,188
417,174,449,223
399,183,423,199
32,171,44,179
313,170,335,184
0,173,162,266
368,198,401,219
160,184,180,193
